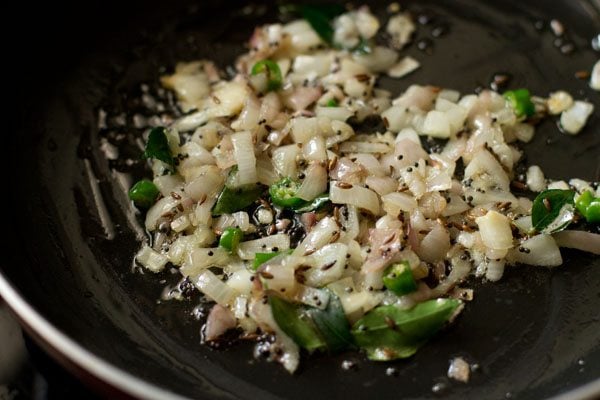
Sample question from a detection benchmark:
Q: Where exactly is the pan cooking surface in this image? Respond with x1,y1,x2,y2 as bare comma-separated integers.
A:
4,0,599,399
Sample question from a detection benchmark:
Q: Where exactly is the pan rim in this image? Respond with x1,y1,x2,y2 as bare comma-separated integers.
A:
1,270,599,399
0,272,187,400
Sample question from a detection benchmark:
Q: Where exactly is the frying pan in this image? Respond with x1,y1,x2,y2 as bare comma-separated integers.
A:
2,0,599,398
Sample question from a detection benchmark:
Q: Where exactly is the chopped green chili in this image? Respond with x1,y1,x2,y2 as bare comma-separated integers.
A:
251,60,283,91
128,179,160,209
382,261,417,296
269,177,308,209
252,249,293,270
326,98,338,107
503,89,535,118
219,227,244,252
575,190,600,223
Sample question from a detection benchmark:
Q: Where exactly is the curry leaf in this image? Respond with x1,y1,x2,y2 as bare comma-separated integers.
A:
307,290,354,352
300,4,345,45
212,184,263,216
351,298,462,361
531,189,576,233
270,295,326,352
143,127,174,166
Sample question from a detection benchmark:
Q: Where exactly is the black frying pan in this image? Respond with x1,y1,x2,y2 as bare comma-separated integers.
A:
2,0,599,399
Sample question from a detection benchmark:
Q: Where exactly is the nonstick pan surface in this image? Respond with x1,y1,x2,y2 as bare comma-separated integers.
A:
2,0,599,399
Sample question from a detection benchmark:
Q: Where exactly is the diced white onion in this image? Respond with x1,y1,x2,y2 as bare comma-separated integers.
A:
296,164,328,201
237,234,290,260
330,182,381,215
382,192,418,216
304,243,348,287
590,60,600,91
194,270,238,306
231,131,258,184
526,165,546,192
293,217,339,257
135,245,169,273
387,56,420,78
183,247,230,277
560,101,594,135
506,235,562,267
476,210,513,250
553,231,600,255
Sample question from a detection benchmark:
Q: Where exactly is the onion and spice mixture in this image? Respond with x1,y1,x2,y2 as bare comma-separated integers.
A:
126,5,600,373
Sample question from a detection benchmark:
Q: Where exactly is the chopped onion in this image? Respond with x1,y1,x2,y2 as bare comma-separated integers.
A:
353,46,398,72
485,259,505,282
506,235,562,267
283,19,323,52
304,243,349,287
547,91,573,115
145,196,180,231
226,269,254,295
416,223,450,263
553,231,600,255
184,166,225,202
296,164,328,201
476,211,513,250
153,174,184,197
293,285,330,310
330,181,381,215
387,56,420,78
237,234,290,260
560,101,594,135
272,144,301,178
382,192,418,216
303,136,327,163
293,217,339,256
315,106,353,121
194,270,238,306
183,247,230,277
135,245,169,273
204,305,236,341
526,165,546,192
339,141,390,154
590,60,600,91
260,259,296,294
231,131,258,185
386,13,415,49
365,176,397,196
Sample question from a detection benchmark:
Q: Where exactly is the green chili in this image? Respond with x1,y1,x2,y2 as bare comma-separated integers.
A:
128,179,160,209
252,249,293,270
269,177,308,209
503,89,535,118
382,261,417,296
326,98,338,107
251,60,282,91
575,190,600,223
219,227,244,252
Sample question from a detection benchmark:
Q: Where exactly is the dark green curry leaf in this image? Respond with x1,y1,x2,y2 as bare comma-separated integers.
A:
531,189,576,233
270,295,326,352
307,289,354,352
351,298,462,361
143,127,174,166
300,4,345,45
